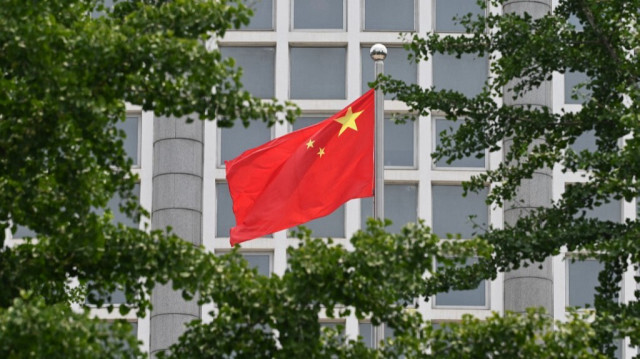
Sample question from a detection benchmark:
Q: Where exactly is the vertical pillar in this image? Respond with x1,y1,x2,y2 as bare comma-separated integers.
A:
502,0,554,315
150,116,203,356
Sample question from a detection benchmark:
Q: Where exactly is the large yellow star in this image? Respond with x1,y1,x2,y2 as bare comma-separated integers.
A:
334,106,364,136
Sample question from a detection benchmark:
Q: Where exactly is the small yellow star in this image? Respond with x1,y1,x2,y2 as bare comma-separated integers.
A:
317,147,325,158
334,106,364,136
306,139,315,149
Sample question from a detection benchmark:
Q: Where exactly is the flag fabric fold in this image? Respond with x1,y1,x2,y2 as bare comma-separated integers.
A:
225,90,375,245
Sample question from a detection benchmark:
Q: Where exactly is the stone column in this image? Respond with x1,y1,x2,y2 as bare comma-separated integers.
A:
150,116,203,356
502,0,554,315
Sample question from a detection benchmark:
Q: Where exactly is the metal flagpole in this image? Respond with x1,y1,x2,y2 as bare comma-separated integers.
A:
370,44,387,221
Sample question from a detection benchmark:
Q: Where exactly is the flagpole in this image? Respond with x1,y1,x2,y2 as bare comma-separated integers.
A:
370,44,387,221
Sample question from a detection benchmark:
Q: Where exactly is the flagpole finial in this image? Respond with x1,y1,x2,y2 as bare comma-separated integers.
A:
369,44,387,61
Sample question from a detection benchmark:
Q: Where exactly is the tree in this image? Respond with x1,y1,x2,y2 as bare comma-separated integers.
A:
1,0,637,358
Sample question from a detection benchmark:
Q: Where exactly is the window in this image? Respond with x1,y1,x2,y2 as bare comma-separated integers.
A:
86,286,127,305
569,129,597,153
567,258,603,308
584,198,621,223
241,252,272,277
361,47,417,99
220,47,275,99
239,0,273,30
363,0,415,31
384,117,415,167
290,47,346,99
432,53,487,98
219,122,272,165
91,0,116,18
568,13,584,31
106,183,141,228
293,0,344,30
432,185,488,239
435,0,484,33
358,322,396,348
216,183,234,238
292,116,326,131
118,115,139,166
564,71,591,104
361,184,418,234
434,118,485,168
434,257,487,307
13,225,36,239
294,205,345,238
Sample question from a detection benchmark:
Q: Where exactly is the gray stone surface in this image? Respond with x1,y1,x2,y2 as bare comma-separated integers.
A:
502,0,554,316
151,116,204,356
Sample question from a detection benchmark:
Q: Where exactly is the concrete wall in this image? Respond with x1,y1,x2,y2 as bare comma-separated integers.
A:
502,0,554,316
150,116,203,357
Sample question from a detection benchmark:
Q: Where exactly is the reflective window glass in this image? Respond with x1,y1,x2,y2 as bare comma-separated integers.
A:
568,259,603,308
241,253,272,276
432,185,488,238
435,0,484,32
433,53,487,98
220,47,275,98
240,0,273,30
290,47,346,99
216,183,234,237
86,285,126,305
293,0,343,29
358,322,375,348
434,119,485,168
106,183,140,228
364,0,415,31
565,71,591,104
117,116,139,166
13,225,36,239
292,116,326,132
361,47,417,99
435,257,486,307
385,117,415,167
361,184,418,234
220,122,271,164
585,198,621,223
569,129,597,153
294,205,345,238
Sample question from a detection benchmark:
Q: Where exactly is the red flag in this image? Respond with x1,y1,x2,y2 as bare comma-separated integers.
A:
225,90,374,245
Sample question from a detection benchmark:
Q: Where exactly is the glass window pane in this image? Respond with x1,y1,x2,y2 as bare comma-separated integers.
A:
292,116,326,131
569,129,597,153
358,323,375,348
13,225,36,238
435,258,486,306
290,47,346,99
432,185,488,238
433,53,487,98
565,71,591,104
568,259,603,308
117,116,139,166
86,286,127,305
434,119,485,168
220,122,271,163
107,183,140,228
91,0,115,18
362,184,417,233
293,0,343,29
220,47,275,99
385,118,414,167
295,205,345,238
435,0,484,33
216,183,234,237
242,253,271,276
361,47,417,99
240,0,273,30
585,198,621,223
568,13,584,31
364,0,414,31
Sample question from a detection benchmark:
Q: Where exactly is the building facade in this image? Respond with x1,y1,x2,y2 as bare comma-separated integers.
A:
6,0,637,357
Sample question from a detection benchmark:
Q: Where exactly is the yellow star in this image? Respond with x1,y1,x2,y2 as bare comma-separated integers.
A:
317,147,325,158
334,106,364,136
306,139,315,149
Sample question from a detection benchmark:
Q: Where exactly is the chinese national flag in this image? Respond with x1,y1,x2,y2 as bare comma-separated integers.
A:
225,90,374,245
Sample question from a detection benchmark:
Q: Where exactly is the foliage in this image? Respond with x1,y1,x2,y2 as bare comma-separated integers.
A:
1,0,637,358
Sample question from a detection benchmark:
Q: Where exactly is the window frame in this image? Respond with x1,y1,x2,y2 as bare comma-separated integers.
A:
433,0,488,34
124,112,142,168
288,45,348,100
361,0,417,32
431,116,488,170
216,120,275,168
431,257,490,309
